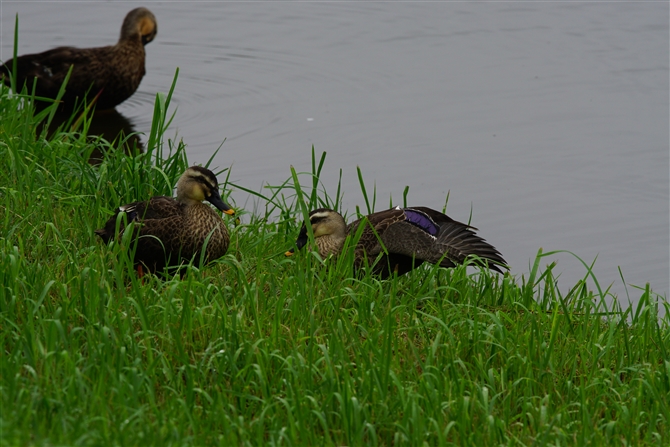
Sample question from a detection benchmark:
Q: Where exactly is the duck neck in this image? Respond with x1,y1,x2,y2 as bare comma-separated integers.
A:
178,196,201,206
316,234,346,258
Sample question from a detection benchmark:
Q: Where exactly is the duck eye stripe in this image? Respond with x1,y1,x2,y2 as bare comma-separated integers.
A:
189,174,215,188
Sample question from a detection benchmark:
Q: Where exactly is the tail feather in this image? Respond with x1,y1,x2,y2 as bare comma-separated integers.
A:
436,221,507,272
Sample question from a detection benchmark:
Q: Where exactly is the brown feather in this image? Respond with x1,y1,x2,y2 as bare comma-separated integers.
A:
1,7,157,111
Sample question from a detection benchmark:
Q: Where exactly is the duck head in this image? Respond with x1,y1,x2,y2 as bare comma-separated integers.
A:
120,7,158,46
176,166,235,215
285,208,346,258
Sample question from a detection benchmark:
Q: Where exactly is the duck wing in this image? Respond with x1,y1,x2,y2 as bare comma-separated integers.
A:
398,207,506,272
4,47,99,95
347,207,407,257
95,196,182,243
350,207,507,274
96,197,188,273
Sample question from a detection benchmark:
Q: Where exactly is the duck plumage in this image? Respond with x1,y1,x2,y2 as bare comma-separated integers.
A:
95,166,234,276
288,207,507,278
1,7,157,111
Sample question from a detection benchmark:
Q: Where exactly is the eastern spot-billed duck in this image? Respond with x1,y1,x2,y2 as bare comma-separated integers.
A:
1,7,157,111
286,206,507,278
95,166,235,277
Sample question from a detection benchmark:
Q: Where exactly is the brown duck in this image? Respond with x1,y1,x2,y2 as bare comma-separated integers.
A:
286,207,507,278
95,166,235,276
1,7,157,111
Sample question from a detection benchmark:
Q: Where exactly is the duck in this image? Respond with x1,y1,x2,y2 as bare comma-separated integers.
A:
0,7,157,111
95,166,235,277
286,207,507,278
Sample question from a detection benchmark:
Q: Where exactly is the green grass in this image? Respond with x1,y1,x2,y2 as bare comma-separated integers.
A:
1,75,669,447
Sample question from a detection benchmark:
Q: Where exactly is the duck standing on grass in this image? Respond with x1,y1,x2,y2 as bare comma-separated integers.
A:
286,207,507,278
0,7,157,111
95,166,235,277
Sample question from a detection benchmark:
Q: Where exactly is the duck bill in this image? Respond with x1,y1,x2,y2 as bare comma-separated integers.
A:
208,190,235,215
285,226,309,257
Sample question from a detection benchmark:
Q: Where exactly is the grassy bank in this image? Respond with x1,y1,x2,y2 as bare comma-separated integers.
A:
1,82,668,446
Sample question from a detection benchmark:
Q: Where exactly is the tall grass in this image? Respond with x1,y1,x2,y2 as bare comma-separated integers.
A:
1,71,668,446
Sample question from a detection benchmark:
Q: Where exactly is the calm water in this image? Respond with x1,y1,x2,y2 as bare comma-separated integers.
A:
2,2,668,305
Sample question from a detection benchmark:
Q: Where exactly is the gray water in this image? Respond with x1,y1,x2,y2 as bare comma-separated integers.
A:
2,2,668,306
